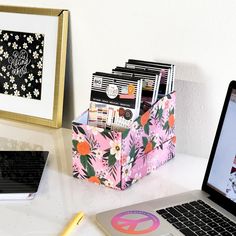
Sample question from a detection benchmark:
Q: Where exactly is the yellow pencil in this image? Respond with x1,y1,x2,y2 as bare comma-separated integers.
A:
60,212,85,236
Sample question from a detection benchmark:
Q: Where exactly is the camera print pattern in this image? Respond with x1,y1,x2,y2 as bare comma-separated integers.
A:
0,30,44,100
226,156,236,202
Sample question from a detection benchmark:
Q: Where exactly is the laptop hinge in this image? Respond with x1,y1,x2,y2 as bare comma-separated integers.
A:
208,195,236,217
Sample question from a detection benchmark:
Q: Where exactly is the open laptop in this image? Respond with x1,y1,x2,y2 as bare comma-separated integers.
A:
0,151,49,200
96,81,236,236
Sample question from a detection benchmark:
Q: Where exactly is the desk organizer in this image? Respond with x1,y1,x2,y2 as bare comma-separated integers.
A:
72,92,176,190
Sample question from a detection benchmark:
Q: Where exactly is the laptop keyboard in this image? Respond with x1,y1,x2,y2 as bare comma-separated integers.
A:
156,200,236,236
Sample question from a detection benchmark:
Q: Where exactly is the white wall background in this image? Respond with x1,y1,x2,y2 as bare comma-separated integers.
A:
1,0,236,158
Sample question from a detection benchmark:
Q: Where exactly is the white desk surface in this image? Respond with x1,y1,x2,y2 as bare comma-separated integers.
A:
0,119,208,236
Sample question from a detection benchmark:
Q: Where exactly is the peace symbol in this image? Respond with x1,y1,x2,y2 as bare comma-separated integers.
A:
111,210,160,234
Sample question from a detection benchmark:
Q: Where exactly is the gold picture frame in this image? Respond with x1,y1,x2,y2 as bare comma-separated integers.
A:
0,6,68,128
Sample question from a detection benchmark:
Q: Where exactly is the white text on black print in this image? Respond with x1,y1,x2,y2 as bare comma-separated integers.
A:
7,49,31,77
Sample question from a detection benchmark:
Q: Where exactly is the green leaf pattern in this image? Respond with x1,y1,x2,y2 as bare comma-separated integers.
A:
72,92,176,190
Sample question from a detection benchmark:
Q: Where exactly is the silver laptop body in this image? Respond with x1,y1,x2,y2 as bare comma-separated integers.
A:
96,81,236,235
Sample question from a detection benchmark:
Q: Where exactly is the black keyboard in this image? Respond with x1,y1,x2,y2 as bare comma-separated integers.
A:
156,200,236,236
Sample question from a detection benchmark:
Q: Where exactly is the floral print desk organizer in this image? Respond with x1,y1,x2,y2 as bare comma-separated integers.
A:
72,92,176,190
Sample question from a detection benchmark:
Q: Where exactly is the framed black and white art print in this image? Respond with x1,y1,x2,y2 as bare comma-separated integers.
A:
0,6,68,128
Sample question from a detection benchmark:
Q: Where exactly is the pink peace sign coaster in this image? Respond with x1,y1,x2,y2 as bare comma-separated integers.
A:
111,210,160,235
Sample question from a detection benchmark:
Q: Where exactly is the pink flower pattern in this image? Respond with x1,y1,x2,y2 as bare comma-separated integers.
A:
72,92,176,190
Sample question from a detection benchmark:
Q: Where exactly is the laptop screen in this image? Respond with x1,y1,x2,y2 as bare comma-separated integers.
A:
207,89,236,204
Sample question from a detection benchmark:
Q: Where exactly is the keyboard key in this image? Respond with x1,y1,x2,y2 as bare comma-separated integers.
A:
183,212,194,218
166,207,182,217
166,207,173,211
201,209,211,215
195,230,207,236
206,213,217,219
207,230,219,236
230,221,236,228
214,226,227,233
219,222,231,228
156,209,167,215
220,232,232,236
195,213,206,219
208,221,218,228
173,222,185,229
191,201,200,206
189,225,201,232
194,205,206,211
167,217,178,224
178,216,189,222
189,216,199,222
214,217,224,223
191,209,201,215
194,221,206,227
222,216,231,222
184,221,195,227
201,225,212,231
162,213,173,219
174,205,188,213
201,203,211,209
214,211,224,217
182,203,195,210
180,228,197,236
225,226,236,232
197,200,205,205
209,208,218,214
201,217,212,224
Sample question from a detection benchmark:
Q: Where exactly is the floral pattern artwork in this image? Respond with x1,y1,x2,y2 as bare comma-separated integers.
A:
0,29,44,100
72,92,176,190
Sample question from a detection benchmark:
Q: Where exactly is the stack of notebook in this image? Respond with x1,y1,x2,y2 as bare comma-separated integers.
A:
88,59,175,131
